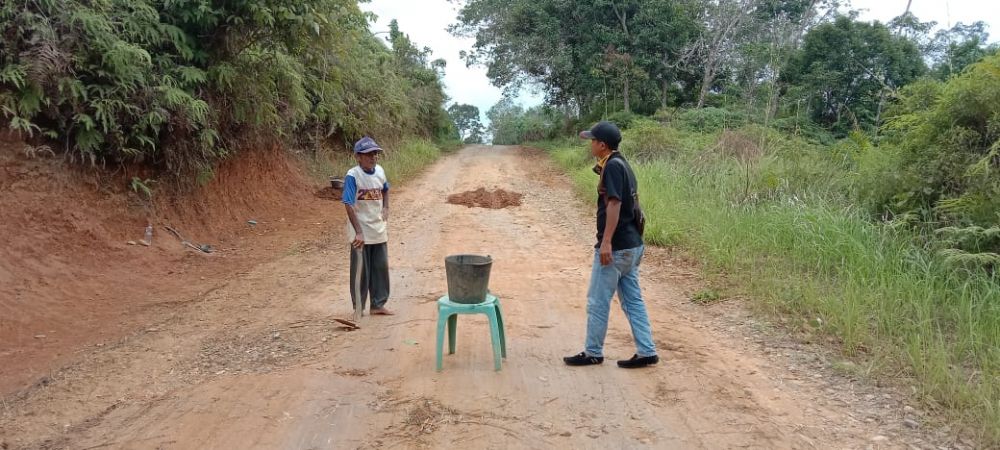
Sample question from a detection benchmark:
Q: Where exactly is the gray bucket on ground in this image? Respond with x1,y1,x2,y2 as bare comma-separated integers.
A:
445,254,493,304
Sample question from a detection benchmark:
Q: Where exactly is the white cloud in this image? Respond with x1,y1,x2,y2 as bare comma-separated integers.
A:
849,0,999,39
361,0,543,125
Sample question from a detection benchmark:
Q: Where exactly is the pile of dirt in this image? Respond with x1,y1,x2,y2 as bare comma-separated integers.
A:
314,186,341,200
447,188,523,209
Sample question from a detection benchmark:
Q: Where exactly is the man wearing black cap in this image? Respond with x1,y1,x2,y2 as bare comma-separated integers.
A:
564,121,659,368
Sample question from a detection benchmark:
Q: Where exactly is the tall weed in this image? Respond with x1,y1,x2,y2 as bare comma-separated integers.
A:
540,123,1000,445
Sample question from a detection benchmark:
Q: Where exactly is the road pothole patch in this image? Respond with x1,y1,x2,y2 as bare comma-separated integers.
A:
447,188,523,209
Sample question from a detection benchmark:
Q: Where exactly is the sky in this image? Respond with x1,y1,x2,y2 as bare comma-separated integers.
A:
360,0,542,124
361,0,1000,124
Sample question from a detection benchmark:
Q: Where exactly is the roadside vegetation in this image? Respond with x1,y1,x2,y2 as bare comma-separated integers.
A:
454,0,999,442
1,0,460,184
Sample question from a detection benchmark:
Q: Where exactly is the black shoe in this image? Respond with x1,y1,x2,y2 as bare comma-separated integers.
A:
563,352,603,366
617,354,659,368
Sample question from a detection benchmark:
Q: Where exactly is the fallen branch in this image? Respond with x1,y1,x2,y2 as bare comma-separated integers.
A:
164,225,185,241
453,419,522,437
163,226,213,253
385,319,434,327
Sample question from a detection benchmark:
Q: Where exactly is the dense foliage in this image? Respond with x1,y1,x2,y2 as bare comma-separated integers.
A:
486,99,565,145
781,16,926,134
455,0,996,133
464,0,999,246
0,0,452,175
875,54,1000,237
453,0,703,115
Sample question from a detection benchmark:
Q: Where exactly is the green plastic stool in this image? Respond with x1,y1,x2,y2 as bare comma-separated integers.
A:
435,294,507,371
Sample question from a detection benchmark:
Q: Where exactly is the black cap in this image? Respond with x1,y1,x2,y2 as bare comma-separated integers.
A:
579,121,622,150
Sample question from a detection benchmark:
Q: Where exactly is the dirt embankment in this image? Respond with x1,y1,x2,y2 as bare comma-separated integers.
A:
0,133,338,394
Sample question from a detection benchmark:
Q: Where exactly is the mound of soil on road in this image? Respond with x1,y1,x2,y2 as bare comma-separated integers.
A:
314,186,341,200
447,188,523,209
0,132,333,395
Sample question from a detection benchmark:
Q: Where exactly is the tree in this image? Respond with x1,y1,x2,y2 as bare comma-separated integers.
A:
382,19,452,140
0,0,453,174
447,103,484,143
686,0,762,108
782,16,926,135
625,0,702,109
927,22,998,80
486,98,525,145
452,0,590,107
486,98,561,144
452,0,701,116
888,11,936,50
736,0,838,119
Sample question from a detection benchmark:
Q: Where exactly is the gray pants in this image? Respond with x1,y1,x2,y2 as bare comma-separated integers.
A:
349,242,390,310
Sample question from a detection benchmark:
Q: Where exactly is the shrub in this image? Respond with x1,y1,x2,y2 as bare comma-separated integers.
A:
619,119,681,161
605,110,641,130
0,1,450,176
488,102,563,145
872,55,1000,236
673,107,746,132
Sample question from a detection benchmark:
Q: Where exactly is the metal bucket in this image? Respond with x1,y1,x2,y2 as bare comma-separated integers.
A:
444,254,492,304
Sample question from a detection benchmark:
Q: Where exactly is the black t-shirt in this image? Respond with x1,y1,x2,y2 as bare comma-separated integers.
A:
596,153,643,250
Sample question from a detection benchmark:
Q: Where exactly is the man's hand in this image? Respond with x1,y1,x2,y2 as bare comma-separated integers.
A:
599,241,613,266
345,204,365,249
382,208,389,222
601,198,621,266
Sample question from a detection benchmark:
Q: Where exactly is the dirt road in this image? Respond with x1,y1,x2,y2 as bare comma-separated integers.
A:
1,146,939,449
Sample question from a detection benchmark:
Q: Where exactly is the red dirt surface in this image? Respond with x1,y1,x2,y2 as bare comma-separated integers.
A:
0,145,966,449
0,132,337,395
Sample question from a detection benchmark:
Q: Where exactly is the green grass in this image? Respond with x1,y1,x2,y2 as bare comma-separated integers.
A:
381,138,449,184
535,126,1000,445
304,137,451,186
691,287,723,304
